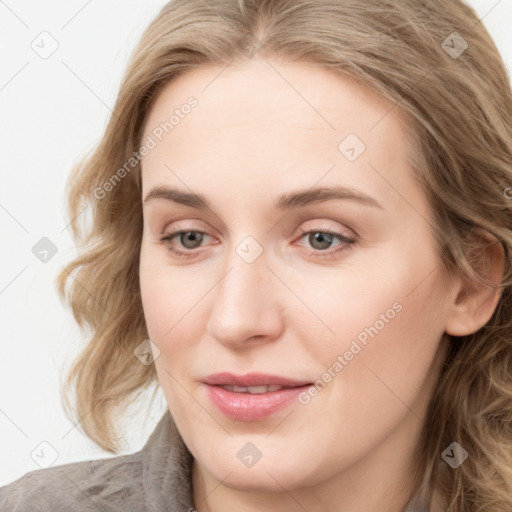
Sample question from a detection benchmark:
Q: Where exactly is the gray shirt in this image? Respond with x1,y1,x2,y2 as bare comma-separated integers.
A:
0,411,428,511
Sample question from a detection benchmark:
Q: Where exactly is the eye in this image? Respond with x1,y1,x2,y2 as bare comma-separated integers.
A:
159,227,356,260
171,231,205,249
296,228,355,259
160,230,209,258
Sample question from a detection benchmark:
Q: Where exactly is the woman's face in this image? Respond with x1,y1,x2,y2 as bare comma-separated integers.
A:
139,58,454,496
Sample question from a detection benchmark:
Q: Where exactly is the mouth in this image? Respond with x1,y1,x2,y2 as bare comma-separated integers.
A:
215,384,292,393
202,372,313,388
202,372,314,421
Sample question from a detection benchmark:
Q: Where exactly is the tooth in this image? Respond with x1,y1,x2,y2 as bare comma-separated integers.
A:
220,384,286,394
246,385,268,394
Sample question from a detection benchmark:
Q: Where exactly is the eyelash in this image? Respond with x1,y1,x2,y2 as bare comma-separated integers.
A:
159,227,356,260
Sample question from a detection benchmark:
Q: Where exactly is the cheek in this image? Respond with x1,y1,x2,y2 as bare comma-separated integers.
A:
139,245,206,371
140,245,177,351
140,240,190,333
290,258,433,363
321,262,447,419
140,276,194,352
307,241,448,390
139,256,200,416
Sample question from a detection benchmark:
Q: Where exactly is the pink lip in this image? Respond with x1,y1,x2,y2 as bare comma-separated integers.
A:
203,372,312,388
203,372,313,421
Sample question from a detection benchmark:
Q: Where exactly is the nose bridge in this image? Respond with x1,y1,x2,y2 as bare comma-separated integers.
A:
206,237,281,347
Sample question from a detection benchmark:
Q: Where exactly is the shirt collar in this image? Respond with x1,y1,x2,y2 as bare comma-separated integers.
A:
141,410,195,512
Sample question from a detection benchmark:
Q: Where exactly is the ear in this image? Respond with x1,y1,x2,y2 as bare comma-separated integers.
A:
445,232,506,337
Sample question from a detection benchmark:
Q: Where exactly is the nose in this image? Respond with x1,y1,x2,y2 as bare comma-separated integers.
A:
206,244,284,350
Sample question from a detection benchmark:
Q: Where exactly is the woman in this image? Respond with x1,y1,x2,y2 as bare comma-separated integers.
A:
1,0,511,510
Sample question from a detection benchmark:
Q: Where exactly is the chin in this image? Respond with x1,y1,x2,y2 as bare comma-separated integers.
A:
197,442,324,492
208,464,305,493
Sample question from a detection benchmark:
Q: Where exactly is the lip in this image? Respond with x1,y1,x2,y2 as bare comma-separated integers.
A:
203,372,312,388
203,372,313,421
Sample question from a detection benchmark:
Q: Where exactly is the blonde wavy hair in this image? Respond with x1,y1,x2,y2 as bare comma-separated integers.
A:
56,0,512,510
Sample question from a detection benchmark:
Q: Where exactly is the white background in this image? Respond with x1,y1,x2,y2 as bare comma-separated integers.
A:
1,0,511,486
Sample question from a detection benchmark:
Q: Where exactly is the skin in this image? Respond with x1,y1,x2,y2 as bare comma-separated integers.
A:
138,57,503,512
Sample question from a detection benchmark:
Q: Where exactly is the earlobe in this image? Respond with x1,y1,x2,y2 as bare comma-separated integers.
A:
444,236,505,337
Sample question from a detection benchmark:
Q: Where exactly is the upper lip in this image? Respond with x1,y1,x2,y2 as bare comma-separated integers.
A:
202,372,313,388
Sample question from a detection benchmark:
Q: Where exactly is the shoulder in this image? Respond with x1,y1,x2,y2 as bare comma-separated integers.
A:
0,450,145,512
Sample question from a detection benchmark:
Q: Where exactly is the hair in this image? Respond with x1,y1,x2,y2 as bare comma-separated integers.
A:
56,0,512,510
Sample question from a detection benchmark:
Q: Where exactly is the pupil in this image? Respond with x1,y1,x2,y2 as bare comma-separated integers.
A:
311,232,332,250
179,231,334,251
182,231,202,248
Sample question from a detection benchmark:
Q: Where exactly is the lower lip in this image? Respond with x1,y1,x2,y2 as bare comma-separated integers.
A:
205,384,310,421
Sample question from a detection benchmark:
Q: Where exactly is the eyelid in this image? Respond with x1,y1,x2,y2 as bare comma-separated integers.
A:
160,229,214,247
160,218,209,233
295,222,355,241
160,221,357,261
161,218,355,238
293,226,356,257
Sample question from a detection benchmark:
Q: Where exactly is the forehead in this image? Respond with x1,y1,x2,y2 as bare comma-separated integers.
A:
143,57,408,136
140,58,421,216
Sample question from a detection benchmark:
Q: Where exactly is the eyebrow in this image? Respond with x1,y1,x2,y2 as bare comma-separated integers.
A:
143,185,383,210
